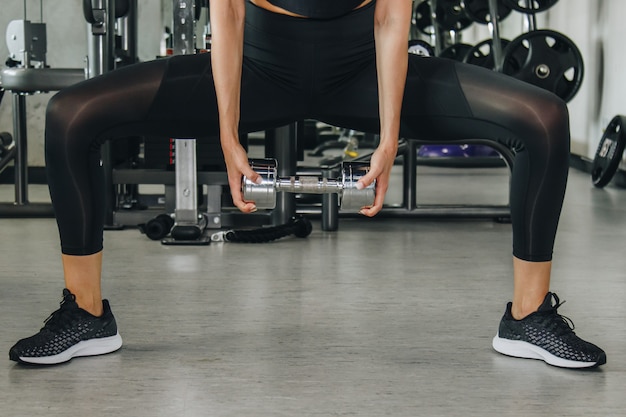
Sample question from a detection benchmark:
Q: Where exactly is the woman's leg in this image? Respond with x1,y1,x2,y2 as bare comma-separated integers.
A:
11,48,305,364
444,62,570,319
45,60,169,315
320,56,568,313
46,51,305,315
62,253,104,316
512,258,551,319
319,54,604,367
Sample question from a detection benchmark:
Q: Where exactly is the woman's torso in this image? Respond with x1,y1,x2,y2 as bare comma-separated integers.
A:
249,0,374,19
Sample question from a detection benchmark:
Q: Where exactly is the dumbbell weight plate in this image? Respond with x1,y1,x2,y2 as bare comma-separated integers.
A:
412,1,435,36
591,115,626,188
340,162,375,212
408,39,435,57
463,38,510,69
502,0,559,13
462,0,512,24
243,159,277,209
0,132,13,147
439,43,473,61
435,0,474,32
501,30,584,103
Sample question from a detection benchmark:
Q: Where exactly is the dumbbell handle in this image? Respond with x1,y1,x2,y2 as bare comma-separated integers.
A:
274,176,344,194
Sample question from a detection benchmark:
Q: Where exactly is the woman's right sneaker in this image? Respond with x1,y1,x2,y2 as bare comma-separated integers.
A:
492,292,606,369
9,289,123,365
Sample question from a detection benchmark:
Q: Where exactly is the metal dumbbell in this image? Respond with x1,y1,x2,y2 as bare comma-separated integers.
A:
242,158,375,212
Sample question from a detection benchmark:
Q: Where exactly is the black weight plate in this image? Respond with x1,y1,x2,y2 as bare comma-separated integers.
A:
408,39,435,57
501,30,584,102
591,115,626,188
462,0,512,24
413,1,435,36
0,132,13,147
502,0,559,13
435,0,474,32
194,0,203,21
439,43,474,61
463,38,510,69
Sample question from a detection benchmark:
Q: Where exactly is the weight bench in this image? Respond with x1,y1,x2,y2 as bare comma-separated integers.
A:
298,136,515,231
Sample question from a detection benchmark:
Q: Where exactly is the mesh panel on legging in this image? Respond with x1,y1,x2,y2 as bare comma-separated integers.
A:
45,60,168,255
319,57,570,262
452,63,570,261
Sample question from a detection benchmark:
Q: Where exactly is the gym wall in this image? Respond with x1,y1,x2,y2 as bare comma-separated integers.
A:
0,0,625,167
545,0,626,161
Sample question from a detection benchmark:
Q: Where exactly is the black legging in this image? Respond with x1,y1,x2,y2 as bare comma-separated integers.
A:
45,1,569,261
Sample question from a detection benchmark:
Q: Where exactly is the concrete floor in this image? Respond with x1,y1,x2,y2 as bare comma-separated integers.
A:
0,163,625,416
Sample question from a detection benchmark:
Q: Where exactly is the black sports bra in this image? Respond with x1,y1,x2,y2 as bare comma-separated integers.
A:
266,0,369,19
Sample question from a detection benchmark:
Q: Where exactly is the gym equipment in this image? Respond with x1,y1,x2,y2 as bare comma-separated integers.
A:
412,1,436,36
464,38,510,69
0,3,86,218
457,0,507,71
141,213,312,244
408,39,435,57
314,138,515,228
211,215,312,243
502,0,559,13
457,0,583,102
591,115,626,188
83,0,138,228
462,0,512,24
439,43,473,61
242,158,375,212
83,0,131,24
146,0,212,245
418,145,470,158
83,0,138,73
501,30,584,103
0,132,17,175
139,213,175,241
307,127,367,165
412,0,472,57
416,143,504,168
433,0,473,32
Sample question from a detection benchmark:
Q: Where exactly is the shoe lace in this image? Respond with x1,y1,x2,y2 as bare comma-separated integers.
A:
541,295,576,336
42,292,78,332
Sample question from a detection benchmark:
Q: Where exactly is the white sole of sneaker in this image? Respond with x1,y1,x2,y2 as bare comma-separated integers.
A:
492,335,600,368
18,333,123,365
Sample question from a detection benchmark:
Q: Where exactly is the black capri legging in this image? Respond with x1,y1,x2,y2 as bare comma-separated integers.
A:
45,1,569,261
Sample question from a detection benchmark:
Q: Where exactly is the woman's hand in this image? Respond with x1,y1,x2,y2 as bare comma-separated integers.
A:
222,139,262,213
355,141,398,216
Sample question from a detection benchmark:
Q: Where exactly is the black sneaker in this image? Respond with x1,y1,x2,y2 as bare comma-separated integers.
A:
9,289,122,365
492,292,606,369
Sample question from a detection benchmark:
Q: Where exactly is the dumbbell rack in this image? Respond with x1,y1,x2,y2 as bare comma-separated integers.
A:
427,0,509,70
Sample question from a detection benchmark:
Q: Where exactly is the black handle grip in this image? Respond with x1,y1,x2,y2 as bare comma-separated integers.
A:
225,216,312,243
83,0,130,24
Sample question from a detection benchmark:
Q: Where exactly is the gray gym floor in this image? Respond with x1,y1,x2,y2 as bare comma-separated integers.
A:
0,161,625,416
